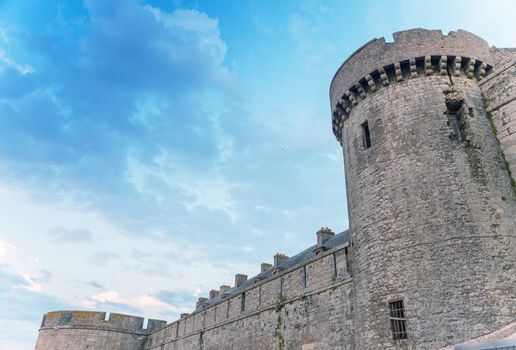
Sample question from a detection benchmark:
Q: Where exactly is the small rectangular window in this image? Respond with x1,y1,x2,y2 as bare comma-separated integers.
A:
240,292,246,312
361,121,371,149
389,300,407,340
332,252,337,278
344,247,351,274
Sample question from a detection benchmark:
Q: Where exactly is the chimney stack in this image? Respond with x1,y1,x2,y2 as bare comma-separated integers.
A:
234,274,248,287
274,253,289,267
209,289,220,300
196,297,208,309
316,227,335,246
261,263,272,273
220,285,231,294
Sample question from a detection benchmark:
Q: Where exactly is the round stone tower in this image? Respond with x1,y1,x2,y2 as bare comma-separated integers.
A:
330,29,516,349
35,310,166,350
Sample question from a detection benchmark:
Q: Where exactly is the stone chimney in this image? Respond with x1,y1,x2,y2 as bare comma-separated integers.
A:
316,227,335,246
220,285,231,294
261,263,272,273
209,289,220,300
274,253,289,267
196,297,208,309
234,274,248,287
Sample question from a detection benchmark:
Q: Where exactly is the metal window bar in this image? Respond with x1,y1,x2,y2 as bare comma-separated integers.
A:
389,300,407,340
344,247,351,274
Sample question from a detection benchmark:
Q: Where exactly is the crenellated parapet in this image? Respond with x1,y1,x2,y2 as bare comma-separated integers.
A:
330,55,492,143
39,310,167,335
330,29,496,143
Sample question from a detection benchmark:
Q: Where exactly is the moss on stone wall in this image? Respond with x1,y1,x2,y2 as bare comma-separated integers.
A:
198,331,204,350
486,111,516,195
274,296,287,350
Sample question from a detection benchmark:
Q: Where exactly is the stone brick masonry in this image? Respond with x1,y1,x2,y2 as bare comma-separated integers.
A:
35,28,516,350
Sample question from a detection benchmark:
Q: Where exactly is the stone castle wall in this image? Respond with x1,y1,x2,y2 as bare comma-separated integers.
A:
331,28,516,350
144,243,353,350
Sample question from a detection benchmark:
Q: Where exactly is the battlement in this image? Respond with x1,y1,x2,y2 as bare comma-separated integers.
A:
329,29,500,143
330,29,491,106
40,310,167,335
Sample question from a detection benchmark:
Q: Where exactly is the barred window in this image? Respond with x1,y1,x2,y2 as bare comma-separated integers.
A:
344,247,351,274
389,300,407,340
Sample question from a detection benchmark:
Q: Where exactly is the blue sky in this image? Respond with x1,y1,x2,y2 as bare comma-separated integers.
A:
0,0,515,348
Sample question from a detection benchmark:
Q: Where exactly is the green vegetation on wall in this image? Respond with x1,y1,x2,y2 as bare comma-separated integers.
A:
486,111,516,195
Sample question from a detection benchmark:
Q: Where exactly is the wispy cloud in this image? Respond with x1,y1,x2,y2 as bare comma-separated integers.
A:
0,48,33,75
17,274,42,293
0,238,16,257
87,252,120,267
48,226,92,243
288,3,335,72
88,280,104,289
85,290,191,319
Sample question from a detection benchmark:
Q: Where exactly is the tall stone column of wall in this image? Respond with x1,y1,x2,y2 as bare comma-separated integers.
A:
330,29,516,350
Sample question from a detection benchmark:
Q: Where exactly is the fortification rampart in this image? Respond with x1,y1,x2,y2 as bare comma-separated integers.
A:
144,234,352,349
36,230,353,350
39,310,166,334
35,311,167,350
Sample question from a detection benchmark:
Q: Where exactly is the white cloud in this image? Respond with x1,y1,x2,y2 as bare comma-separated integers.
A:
145,7,227,65
0,48,33,75
0,237,41,282
0,238,16,258
18,275,42,293
48,226,93,243
88,290,191,316
0,25,13,43
125,151,241,223
0,319,40,350
459,0,516,47
288,5,335,72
